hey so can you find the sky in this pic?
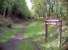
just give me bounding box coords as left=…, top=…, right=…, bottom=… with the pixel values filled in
left=25, top=0, right=32, bottom=10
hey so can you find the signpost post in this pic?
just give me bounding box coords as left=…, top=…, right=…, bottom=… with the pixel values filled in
left=45, top=19, right=62, bottom=48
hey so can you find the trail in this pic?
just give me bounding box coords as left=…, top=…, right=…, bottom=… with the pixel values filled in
left=1, top=21, right=42, bottom=50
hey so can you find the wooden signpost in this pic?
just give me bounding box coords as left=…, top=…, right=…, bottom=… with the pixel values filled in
left=45, top=19, right=62, bottom=48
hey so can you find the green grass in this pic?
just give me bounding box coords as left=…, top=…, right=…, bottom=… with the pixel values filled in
left=0, top=21, right=44, bottom=50
left=18, top=40, right=35, bottom=50
left=25, top=21, right=44, bottom=38
left=0, top=27, right=23, bottom=42
left=0, top=21, right=65, bottom=50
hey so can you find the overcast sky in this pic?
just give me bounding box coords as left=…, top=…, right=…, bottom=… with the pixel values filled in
left=25, top=0, right=32, bottom=10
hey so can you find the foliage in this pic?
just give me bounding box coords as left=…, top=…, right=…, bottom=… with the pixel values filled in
left=15, top=0, right=31, bottom=17
left=32, top=0, right=46, bottom=17
left=0, top=0, right=31, bottom=18
left=32, top=0, right=68, bottom=22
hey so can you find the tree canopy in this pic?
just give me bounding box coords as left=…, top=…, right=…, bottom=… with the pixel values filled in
left=32, top=0, right=47, bottom=17
left=32, top=0, right=68, bottom=19
left=0, top=0, right=31, bottom=18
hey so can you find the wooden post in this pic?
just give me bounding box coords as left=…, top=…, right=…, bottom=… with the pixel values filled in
left=45, top=21, right=48, bottom=41
left=59, top=20, right=62, bottom=48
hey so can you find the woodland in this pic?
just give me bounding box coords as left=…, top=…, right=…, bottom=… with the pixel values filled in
left=0, top=0, right=68, bottom=50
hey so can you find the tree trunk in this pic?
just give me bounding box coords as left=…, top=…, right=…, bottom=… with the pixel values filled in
left=3, top=8, right=6, bottom=17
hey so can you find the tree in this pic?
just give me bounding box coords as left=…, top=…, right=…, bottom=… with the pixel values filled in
left=0, top=0, right=31, bottom=19
left=32, top=0, right=46, bottom=17
left=2, top=0, right=15, bottom=17
left=17, top=0, right=31, bottom=17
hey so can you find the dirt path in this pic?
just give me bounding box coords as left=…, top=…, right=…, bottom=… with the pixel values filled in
left=1, top=21, right=42, bottom=50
